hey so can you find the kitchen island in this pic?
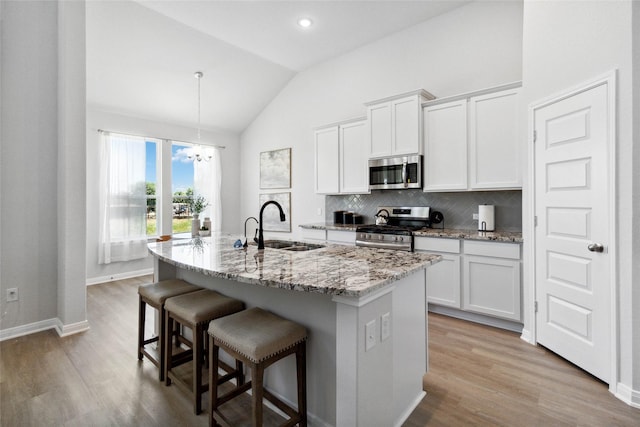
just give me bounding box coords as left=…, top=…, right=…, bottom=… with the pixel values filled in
left=148, top=234, right=441, bottom=427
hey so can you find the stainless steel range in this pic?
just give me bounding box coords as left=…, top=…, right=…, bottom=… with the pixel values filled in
left=356, top=206, right=438, bottom=252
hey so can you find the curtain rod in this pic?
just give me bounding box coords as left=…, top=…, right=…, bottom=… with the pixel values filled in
left=97, top=129, right=225, bottom=150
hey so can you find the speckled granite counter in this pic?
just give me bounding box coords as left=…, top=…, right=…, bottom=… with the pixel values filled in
left=147, top=233, right=440, bottom=298
left=300, top=222, right=523, bottom=243
left=149, top=232, right=437, bottom=426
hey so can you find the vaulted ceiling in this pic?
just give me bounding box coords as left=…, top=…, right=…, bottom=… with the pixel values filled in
left=86, top=1, right=469, bottom=134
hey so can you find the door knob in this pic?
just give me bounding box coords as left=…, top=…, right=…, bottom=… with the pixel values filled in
left=587, top=243, right=604, bottom=253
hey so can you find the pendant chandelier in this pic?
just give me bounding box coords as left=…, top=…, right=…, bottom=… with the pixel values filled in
left=189, top=71, right=212, bottom=162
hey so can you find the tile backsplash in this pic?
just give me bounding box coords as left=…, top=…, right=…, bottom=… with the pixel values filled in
left=326, top=190, right=522, bottom=231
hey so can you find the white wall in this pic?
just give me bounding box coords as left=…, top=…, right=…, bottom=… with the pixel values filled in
left=1, top=0, right=88, bottom=337
left=85, top=110, right=241, bottom=284
left=1, top=1, right=60, bottom=332
left=239, top=1, right=524, bottom=239
left=521, top=0, right=639, bottom=406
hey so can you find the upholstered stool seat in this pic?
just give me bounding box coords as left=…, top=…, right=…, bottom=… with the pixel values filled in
left=164, top=289, right=244, bottom=414
left=138, top=279, right=201, bottom=381
left=208, top=307, right=308, bottom=427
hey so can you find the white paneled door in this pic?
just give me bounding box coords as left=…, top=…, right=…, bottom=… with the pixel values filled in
left=533, top=78, right=613, bottom=383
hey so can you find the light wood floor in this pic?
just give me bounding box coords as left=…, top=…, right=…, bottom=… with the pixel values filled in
left=1, top=276, right=639, bottom=426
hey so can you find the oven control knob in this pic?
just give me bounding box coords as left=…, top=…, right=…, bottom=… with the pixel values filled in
left=398, top=236, right=403, bottom=242
left=378, top=235, right=384, bottom=240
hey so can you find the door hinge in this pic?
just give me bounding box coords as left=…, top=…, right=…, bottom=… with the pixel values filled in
left=533, top=130, right=537, bottom=143
left=534, top=216, right=538, bottom=227
left=534, top=301, right=539, bottom=313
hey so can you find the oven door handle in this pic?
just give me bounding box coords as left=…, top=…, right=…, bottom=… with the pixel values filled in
left=402, top=160, right=408, bottom=188
left=356, top=240, right=412, bottom=251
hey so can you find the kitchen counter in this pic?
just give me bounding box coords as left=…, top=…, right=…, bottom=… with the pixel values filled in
left=300, top=222, right=523, bottom=243
left=147, top=234, right=440, bottom=298
left=148, top=233, right=440, bottom=426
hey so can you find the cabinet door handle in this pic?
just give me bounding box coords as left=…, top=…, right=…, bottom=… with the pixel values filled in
left=587, top=243, right=604, bottom=253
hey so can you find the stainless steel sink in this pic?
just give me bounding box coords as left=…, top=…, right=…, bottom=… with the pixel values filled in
left=250, top=240, right=325, bottom=251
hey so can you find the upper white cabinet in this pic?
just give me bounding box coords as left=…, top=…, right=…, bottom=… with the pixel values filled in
left=423, top=100, right=468, bottom=191
left=339, top=120, right=369, bottom=194
left=469, top=88, right=521, bottom=189
left=366, top=90, right=435, bottom=158
left=423, top=83, right=521, bottom=192
left=314, top=126, right=340, bottom=194
left=315, top=118, right=369, bottom=195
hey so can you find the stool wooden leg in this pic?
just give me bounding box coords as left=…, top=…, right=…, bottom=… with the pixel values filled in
left=164, top=312, right=173, bottom=386
left=209, top=337, right=219, bottom=427
left=297, top=342, right=307, bottom=427
left=252, top=364, right=264, bottom=427
left=193, top=324, right=203, bottom=415
left=138, top=297, right=145, bottom=361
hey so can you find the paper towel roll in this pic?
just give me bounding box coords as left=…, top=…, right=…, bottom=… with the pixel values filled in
left=478, top=205, right=495, bottom=232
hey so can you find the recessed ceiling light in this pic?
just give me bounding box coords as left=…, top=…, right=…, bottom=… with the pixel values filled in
left=297, top=17, right=313, bottom=28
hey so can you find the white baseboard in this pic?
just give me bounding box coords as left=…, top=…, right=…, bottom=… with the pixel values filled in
left=0, top=317, right=90, bottom=342
left=0, top=318, right=58, bottom=342
left=55, top=319, right=90, bottom=337
left=86, top=268, right=153, bottom=286
left=428, top=304, right=524, bottom=333
left=520, top=328, right=534, bottom=344
left=615, top=382, right=640, bottom=409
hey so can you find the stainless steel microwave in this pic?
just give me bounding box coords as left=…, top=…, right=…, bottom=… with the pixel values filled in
left=368, top=155, right=422, bottom=190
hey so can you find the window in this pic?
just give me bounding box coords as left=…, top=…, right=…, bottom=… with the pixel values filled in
left=100, top=131, right=221, bottom=264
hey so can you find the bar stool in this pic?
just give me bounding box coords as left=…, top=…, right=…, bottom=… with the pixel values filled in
left=164, top=289, right=245, bottom=414
left=138, top=279, right=201, bottom=381
left=208, top=307, right=308, bottom=427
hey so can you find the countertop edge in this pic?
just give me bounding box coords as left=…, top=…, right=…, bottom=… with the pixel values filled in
left=299, top=223, right=523, bottom=243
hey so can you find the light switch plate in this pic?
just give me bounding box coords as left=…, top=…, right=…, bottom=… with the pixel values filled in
left=381, top=312, right=391, bottom=341
left=365, top=319, right=376, bottom=351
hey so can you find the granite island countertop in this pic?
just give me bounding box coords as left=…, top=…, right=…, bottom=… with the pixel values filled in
left=300, top=223, right=523, bottom=243
left=147, top=233, right=441, bottom=298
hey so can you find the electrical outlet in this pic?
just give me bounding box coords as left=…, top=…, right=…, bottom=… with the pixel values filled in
left=317, top=207, right=323, bottom=216
left=6, top=288, right=18, bottom=302
left=381, top=312, right=391, bottom=341
left=365, top=319, right=376, bottom=351
left=473, top=213, right=479, bottom=220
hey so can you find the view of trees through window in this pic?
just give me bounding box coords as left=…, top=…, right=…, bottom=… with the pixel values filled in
left=145, top=141, right=196, bottom=236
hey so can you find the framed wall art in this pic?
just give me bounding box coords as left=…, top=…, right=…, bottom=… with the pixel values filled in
left=260, top=148, right=291, bottom=189
left=258, top=192, right=291, bottom=232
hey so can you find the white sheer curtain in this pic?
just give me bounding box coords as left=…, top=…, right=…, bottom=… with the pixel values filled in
left=193, top=146, right=222, bottom=232
left=98, top=132, right=148, bottom=264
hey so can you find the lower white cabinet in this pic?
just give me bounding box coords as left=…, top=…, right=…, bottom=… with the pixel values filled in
left=326, top=229, right=356, bottom=245
left=416, top=236, right=522, bottom=322
left=463, top=255, right=521, bottom=321
left=416, top=237, right=461, bottom=308
left=426, top=254, right=461, bottom=308
left=300, top=228, right=327, bottom=242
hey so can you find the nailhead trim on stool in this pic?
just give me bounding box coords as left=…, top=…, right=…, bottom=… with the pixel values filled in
left=138, top=279, right=201, bottom=381
left=208, top=307, right=308, bottom=427
left=164, top=289, right=245, bottom=415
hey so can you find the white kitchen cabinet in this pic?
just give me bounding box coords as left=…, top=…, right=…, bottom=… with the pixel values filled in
left=367, top=90, right=434, bottom=158
left=339, top=120, right=369, bottom=194
left=423, top=99, right=468, bottom=191
left=315, top=118, right=368, bottom=195
left=422, top=83, right=521, bottom=192
left=462, top=241, right=521, bottom=321
left=300, top=228, right=326, bottom=242
left=416, top=237, right=461, bottom=308
left=326, top=229, right=356, bottom=245
left=469, top=88, right=521, bottom=189
left=314, top=126, right=339, bottom=194
left=416, top=236, right=522, bottom=324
